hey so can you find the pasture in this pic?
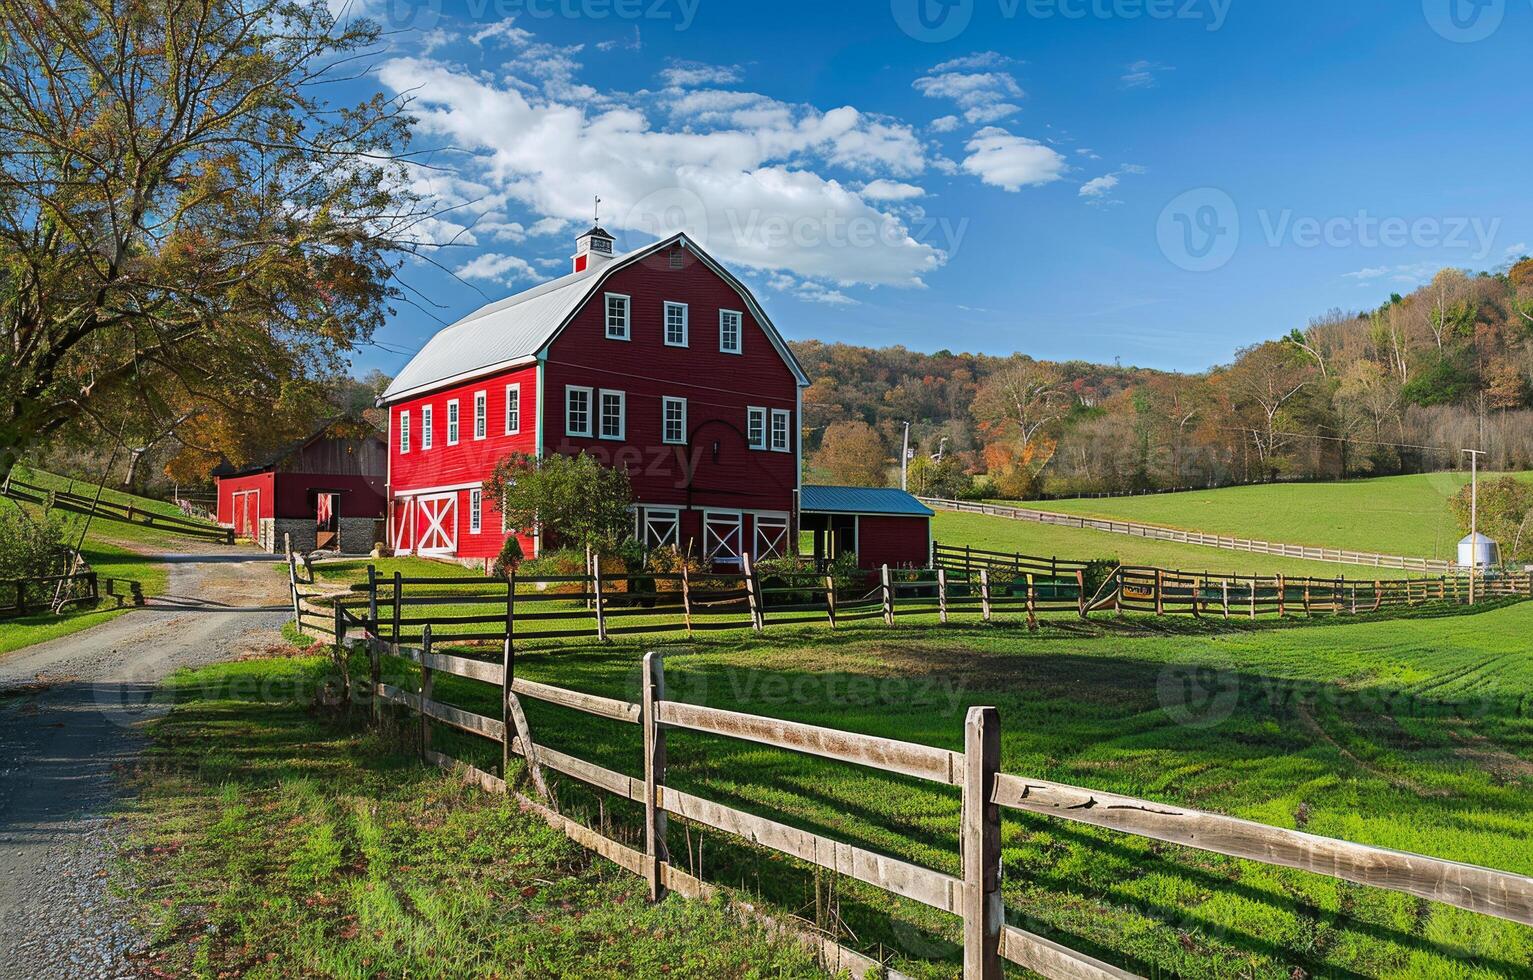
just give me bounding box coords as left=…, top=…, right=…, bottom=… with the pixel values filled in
left=1032, top=473, right=1533, bottom=561
left=185, top=601, right=1533, bottom=978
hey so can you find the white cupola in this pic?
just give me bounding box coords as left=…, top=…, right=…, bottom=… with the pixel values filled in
left=572, top=225, right=615, bottom=274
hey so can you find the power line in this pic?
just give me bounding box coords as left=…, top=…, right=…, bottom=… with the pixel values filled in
left=1219, top=427, right=1473, bottom=455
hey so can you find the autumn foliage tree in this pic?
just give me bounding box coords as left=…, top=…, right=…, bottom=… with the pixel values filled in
left=811, top=421, right=888, bottom=487
left=0, top=0, right=423, bottom=483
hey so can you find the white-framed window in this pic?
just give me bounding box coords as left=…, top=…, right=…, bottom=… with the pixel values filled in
left=662, top=397, right=687, bottom=445
left=505, top=383, right=521, bottom=435
left=770, top=409, right=791, bottom=453
left=469, top=489, right=482, bottom=534
left=422, top=405, right=434, bottom=450
left=664, top=301, right=689, bottom=347
left=605, top=293, right=631, bottom=340
left=755, top=514, right=789, bottom=559
left=599, top=389, right=626, bottom=440
left=719, top=309, right=743, bottom=354
left=640, top=508, right=680, bottom=550
left=398, top=410, right=410, bottom=454
left=473, top=390, right=487, bottom=441
left=446, top=399, right=460, bottom=445
left=746, top=406, right=767, bottom=450
left=566, top=386, right=593, bottom=437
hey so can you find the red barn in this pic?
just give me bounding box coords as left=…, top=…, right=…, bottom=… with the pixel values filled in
left=214, top=418, right=387, bottom=553
left=380, top=229, right=810, bottom=566
left=799, top=486, right=934, bottom=570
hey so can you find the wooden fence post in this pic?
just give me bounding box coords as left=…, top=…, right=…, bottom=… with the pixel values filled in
left=419, top=624, right=434, bottom=758
left=962, top=706, right=1002, bottom=980
left=1303, top=581, right=1312, bottom=618
left=1076, top=569, right=1087, bottom=620
left=1276, top=574, right=1286, bottom=618
left=680, top=564, right=694, bottom=636
left=367, top=565, right=381, bottom=719
left=937, top=569, right=949, bottom=625
left=979, top=569, right=992, bottom=623
left=824, top=574, right=837, bottom=629
left=392, top=571, right=403, bottom=643
left=742, top=552, right=764, bottom=631
left=592, top=554, right=607, bottom=642
left=642, top=652, right=669, bottom=902
left=881, top=565, right=894, bottom=626
left=1024, top=573, right=1037, bottom=631
left=1154, top=569, right=1164, bottom=617
left=285, top=533, right=300, bottom=626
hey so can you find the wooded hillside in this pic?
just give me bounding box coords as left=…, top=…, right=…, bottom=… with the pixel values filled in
left=797, top=259, right=1533, bottom=498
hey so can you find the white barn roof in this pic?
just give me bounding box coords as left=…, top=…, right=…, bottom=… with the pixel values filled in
left=382, top=233, right=809, bottom=403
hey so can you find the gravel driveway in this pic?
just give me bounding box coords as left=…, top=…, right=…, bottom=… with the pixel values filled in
left=0, top=546, right=290, bottom=979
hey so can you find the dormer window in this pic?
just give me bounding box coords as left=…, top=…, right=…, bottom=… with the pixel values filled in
left=605, top=293, right=630, bottom=341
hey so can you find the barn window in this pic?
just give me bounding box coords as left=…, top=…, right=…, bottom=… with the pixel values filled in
left=662, top=397, right=687, bottom=445
left=770, top=409, right=791, bottom=453
left=599, top=389, right=626, bottom=440
left=719, top=309, right=742, bottom=354
left=664, top=302, right=688, bottom=347
left=746, top=407, right=767, bottom=450
left=605, top=293, right=630, bottom=340
left=473, top=391, right=487, bottom=440
left=505, top=384, right=521, bottom=435
left=399, top=411, right=410, bottom=454
left=422, top=405, right=434, bottom=450
left=447, top=399, right=460, bottom=445
left=566, top=386, right=593, bottom=437
left=469, top=489, right=482, bottom=534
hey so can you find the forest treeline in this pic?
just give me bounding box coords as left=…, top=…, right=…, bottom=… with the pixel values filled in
left=798, top=259, right=1533, bottom=499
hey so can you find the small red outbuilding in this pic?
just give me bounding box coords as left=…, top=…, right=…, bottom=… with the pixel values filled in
left=214, top=419, right=387, bottom=554
left=798, top=486, right=935, bottom=570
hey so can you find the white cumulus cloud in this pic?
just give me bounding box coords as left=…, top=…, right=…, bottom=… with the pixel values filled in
left=960, top=128, right=1067, bottom=192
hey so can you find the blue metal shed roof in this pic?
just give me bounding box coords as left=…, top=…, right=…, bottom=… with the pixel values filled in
left=800, top=486, right=935, bottom=517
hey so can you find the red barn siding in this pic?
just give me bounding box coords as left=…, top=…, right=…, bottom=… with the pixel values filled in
left=273, top=473, right=385, bottom=520
left=216, top=472, right=274, bottom=537
left=853, top=516, right=931, bottom=570
left=542, top=252, right=798, bottom=521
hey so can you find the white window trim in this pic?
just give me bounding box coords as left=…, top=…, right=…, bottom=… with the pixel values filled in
left=605, top=292, right=631, bottom=341
left=398, top=410, right=410, bottom=454
left=505, top=383, right=521, bottom=435
left=446, top=399, right=460, bottom=446
left=565, top=385, right=594, bottom=438
left=469, top=489, right=482, bottom=534
left=770, top=408, right=792, bottom=453
left=719, top=309, right=743, bottom=354
left=473, top=390, right=487, bottom=441
left=746, top=406, right=767, bottom=450
left=422, top=405, right=434, bottom=450
left=664, top=301, right=689, bottom=347
left=598, top=389, right=626, bottom=441
left=662, top=396, right=687, bottom=446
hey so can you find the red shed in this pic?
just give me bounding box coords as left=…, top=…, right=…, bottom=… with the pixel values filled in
left=799, top=486, right=934, bottom=570
left=214, top=418, right=387, bottom=554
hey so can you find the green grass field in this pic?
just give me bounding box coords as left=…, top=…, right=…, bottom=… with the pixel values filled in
left=248, top=602, right=1533, bottom=978
left=122, top=656, right=824, bottom=978
left=1029, top=473, right=1533, bottom=561
left=932, top=510, right=1427, bottom=580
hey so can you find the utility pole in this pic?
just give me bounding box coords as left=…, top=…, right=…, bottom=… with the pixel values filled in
left=900, top=421, right=911, bottom=492
left=1464, top=449, right=1485, bottom=605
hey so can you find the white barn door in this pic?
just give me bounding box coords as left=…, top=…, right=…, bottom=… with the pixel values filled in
left=415, top=494, right=458, bottom=556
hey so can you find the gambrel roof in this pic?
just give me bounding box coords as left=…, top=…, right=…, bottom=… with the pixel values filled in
left=381, top=233, right=809, bottom=404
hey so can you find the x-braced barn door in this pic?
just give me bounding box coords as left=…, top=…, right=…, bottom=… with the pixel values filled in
left=391, top=497, right=414, bottom=553
left=416, top=494, right=458, bottom=556
left=704, top=511, right=742, bottom=566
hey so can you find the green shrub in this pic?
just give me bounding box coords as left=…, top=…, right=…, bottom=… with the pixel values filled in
left=0, top=506, right=68, bottom=581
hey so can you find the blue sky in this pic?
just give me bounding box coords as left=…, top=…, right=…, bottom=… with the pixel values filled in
left=344, top=0, right=1532, bottom=377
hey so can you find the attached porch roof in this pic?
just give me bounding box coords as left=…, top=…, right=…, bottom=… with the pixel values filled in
left=799, top=486, right=935, bottom=518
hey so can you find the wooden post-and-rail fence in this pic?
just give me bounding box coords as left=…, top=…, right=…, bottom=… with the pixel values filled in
left=331, top=598, right=1533, bottom=980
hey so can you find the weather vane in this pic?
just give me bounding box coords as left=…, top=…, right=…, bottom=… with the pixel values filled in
left=594, top=194, right=602, bottom=226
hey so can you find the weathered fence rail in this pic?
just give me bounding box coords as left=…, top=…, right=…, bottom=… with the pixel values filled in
left=336, top=613, right=1533, bottom=979
left=0, top=571, right=98, bottom=619
left=2, top=476, right=233, bottom=543
left=922, top=497, right=1461, bottom=574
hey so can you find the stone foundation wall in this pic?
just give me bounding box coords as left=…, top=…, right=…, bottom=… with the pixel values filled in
left=259, top=517, right=384, bottom=555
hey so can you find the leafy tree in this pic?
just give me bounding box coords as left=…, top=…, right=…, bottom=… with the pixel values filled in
left=0, top=0, right=421, bottom=483
left=484, top=452, right=633, bottom=553
left=906, top=453, right=971, bottom=499
left=811, top=421, right=888, bottom=487
left=1449, top=476, right=1533, bottom=562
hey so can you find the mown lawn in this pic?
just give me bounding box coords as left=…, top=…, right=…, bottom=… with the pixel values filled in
left=121, top=655, right=828, bottom=978
left=1027, top=473, right=1533, bottom=562
left=397, top=604, right=1533, bottom=978
left=932, top=509, right=1431, bottom=580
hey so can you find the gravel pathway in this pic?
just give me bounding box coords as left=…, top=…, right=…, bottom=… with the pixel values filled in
left=0, top=546, right=289, bottom=979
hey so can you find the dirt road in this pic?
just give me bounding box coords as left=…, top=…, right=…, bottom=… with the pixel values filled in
left=0, top=546, right=289, bottom=979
